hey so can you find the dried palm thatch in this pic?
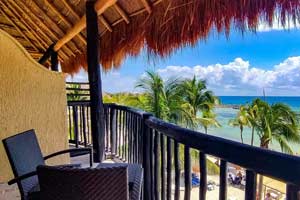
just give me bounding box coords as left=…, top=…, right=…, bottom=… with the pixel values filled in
left=0, top=0, right=300, bottom=74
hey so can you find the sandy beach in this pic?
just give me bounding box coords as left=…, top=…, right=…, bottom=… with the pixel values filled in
left=179, top=175, right=245, bottom=200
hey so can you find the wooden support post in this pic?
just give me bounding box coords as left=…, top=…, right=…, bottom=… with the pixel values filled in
left=51, top=51, right=59, bottom=71
left=110, top=105, right=116, bottom=156
left=38, top=44, right=55, bottom=65
left=86, top=0, right=105, bottom=162
left=38, top=43, right=58, bottom=71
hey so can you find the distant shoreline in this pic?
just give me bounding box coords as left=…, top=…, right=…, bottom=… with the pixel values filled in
left=216, top=104, right=240, bottom=109
left=216, top=103, right=299, bottom=113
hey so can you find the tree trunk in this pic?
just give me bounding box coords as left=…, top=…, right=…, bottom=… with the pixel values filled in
left=240, top=126, right=244, bottom=143
left=204, top=126, right=208, bottom=134
left=251, top=127, right=254, bottom=146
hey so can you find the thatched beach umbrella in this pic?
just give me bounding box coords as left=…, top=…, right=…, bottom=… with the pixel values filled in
left=0, top=0, right=300, bottom=73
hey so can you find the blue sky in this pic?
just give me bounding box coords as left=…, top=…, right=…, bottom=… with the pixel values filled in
left=68, top=24, right=300, bottom=96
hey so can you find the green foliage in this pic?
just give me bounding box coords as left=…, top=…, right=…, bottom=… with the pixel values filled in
left=135, top=71, right=165, bottom=118
left=252, top=99, right=300, bottom=154
left=206, top=159, right=220, bottom=175
left=135, top=72, right=220, bottom=131
left=134, top=72, right=221, bottom=176
left=229, top=105, right=250, bottom=143
left=178, top=76, right=220, bottom=131
left=67, top=84, right=88, bottom=101
left=103, top=92, right=146, bottom=109
left=230, top=98, right=300, bottom=154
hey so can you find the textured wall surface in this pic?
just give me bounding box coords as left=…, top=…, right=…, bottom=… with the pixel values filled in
left=0, top=30, right=69, bottom=182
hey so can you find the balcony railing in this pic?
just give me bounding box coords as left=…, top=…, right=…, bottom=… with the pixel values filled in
left=67, top=101, right=300, bottom=200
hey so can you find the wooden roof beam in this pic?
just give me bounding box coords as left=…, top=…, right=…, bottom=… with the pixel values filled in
left=140, top=0, right=152, bottom=14
left=60, top=0, right=81, bottom=20
left=114, top=4, right=130, bottom=24
left=12, top=0, right=76, bottom=57
left=60, top=0, right=87, bottom=40
left=44, top=0, right=87, bottom=46
left=1, top=2, right=66, bottom=61
left=0, top=1, right=48, bottom=49
left=99, top=15, right=112, bottom=32
left=0, top=8, right=40, bottom=52
left=54, top=0, right=117, bottom=51
left=5, top=0, right=73, bottom=59
left=1, top=2, right=69, bottom=62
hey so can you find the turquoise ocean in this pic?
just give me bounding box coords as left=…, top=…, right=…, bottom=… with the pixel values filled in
left=200, top=96, right=300, bottom=153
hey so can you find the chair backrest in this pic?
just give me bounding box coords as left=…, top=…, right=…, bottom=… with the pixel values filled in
left=37, top=165, right=129, bottom=200
left=2, top=129, right=45, bottom=198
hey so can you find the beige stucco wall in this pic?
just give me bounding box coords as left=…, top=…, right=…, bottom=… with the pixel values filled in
left=0, top=30, right=69, bottom=182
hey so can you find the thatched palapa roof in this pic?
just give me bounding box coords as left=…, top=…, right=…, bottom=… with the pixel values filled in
left=0, top=0, right=300, bottom=74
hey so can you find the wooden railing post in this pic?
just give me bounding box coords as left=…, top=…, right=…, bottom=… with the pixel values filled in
left=219, top=160, right=228, bottom=200
left=73, top=105, right=79, bottom=148
left=245, top=170, right=257, bottom=200
left=110, top=104, right=117, bottom=156
left=86, top=0, right=105, bottom=162
left=142, top=113, right=152, bottom=200
left=287, top=184, right=300, bottom=200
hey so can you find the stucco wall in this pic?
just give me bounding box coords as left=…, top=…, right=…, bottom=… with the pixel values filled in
left=0, top=30, right=69, bottom=182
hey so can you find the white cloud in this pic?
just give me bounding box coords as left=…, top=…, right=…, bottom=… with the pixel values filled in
left=157, top=57, right=300, bottom=96
left=66, top=57, right=300, bottom=96
left=66, top=69, right=136, bottom=93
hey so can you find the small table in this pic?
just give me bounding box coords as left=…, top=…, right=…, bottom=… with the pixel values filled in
left=96, top=163, right=143, bottom=200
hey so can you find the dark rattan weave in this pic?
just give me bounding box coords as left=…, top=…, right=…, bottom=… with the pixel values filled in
left=96, top=163, right=143, bottom=200
left=37, top=165, right=129, bottom=200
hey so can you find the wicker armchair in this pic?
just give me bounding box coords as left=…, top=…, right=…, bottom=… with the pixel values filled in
left=2, top=129, right=92, bottom=200
left=37, top=165, right=129, bottom=200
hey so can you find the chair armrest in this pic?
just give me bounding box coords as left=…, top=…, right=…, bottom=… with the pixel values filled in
left=44, top=148, right=93, bottom=167
left=8, top=171, right=37, bottom=185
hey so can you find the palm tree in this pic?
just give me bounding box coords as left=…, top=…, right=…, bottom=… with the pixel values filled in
left=229, top=105, right=250, bottom=144
left=246, top=103, right=258, bottom=146
left=135, top=71, right=195, bottom=127
left=135, top=71, right=165, bottom=118
left=253, top=99, right=300, bottom=153
left=200, top=110, right=221, bottom=134
left=163, top=77, right=195, bottom=126
left=251, top=98, right=300, bottom=200
left=179, top=76, right=220, bottom=131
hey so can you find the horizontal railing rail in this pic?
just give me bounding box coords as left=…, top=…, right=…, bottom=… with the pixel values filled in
left=66, top=101, right=300, bottom=200
left=66, top=82, right=90, bottom=99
